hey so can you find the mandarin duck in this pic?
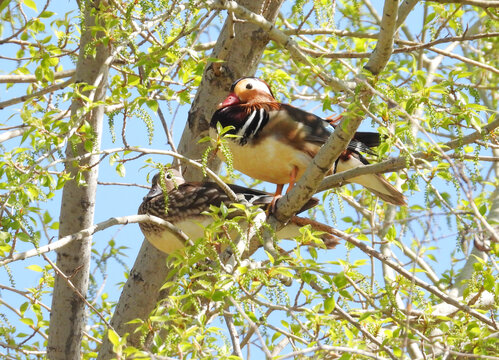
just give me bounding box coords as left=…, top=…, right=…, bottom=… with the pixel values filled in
left=209, top=77, right=406, bottom=206
left=138, top=170, right=339, bottom=254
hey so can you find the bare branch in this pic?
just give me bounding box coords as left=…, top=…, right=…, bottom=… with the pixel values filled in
left=0, top=78, right=74, bottom=109
left=223, top=312, right=243, bottom=358
left=0, top=127, right=28, bottom=144
left=228, top=296, right=272, bottom=358
left=427, top=45, right=499, bottom=75
left=279, top=345, right=390, bottom=360
left=0, top=69, right=75, bottom=84
left=331, top=227, right=498, bottom=329
left=43, top=254, right=115, bottom=330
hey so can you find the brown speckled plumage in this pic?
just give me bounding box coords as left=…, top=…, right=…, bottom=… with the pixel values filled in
left=137, top=170, right=338, bottom=254
left=210, top=77, right=407, bottom=206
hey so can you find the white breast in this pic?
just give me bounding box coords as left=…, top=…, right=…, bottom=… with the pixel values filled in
left=144, top=217, right=211, bottom=254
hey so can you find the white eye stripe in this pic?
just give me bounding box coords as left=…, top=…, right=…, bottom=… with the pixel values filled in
left=251, top=80, right=272, bottom=95
left=240, top=79, right=272, bottom=96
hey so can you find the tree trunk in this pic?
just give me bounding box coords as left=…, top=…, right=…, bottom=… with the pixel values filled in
left=47, top=2, right=111, bottom=359
left=177, top=0, right=284, bottom=181
left=97, top=1, right=284, bottom=358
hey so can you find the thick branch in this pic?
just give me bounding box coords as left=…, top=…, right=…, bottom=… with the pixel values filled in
left=364, top=0, right=400, bottom=75
left=274, top=115, right=365, bottom=223
left=396, top=0, right=419, bottom=28
left=99, top=1, right=285, bottom=358
left=0, top=127, right=28, bottom=144
left=317, top=115, right=499, bottom=192
left=47, top=2, right=111, bottom=358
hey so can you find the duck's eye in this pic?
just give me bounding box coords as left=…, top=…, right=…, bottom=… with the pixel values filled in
left=245, top=83, right=253, bottom=90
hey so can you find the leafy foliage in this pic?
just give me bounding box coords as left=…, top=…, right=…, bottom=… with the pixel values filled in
left=0, top=0, right=498, bottom=359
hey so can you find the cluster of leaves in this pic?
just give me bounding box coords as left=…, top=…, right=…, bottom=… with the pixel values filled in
left=0, top=0, right=497, bottom=358
left=0, top=0, right=218, bottom=357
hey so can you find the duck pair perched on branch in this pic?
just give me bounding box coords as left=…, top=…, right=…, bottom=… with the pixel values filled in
left=139, top=77, right=406, bottom=254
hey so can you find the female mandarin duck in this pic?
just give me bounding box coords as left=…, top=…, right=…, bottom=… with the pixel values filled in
left=138, top=170, right=339, bottom=254
left=209, top=77, right=406, bottom=206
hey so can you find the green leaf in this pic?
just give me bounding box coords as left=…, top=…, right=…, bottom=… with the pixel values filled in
left=358, top=312, right=373, bottom=322
left=146, top=100, right=158, bottom=112
left=385, top=225, right=396, bottom=242
left=20, top=302, right=29, bottom=315
left=424, top=12, right=436, bottom=25
left=324, top=296, right=335, bottom=314
left=270, top=267, right=293, bottom=278
left=107, top=329, right=120, bottom=346
left=39, top=11, right=55, bottom=18
left=21, top=317, right=34, bottom=326
left=43, top=211, right=52, bottom=224
left=116, top=163, right=126, bottom=177
left=271, top=331, right=281, bottom=343
left=0, top=1, right=8, bottom=12
left=26, top=264, right=43, bottom=272
left=483, top=272, right=494, bottom=291
left=333, top=272, right=348, bottom=289
left=211, top=290, right=225, bottom=302
left=219, top=202, right=229, bottom=218
left=128, top=75, right=140, bottom=86
left=308, top=246, right=317, bottom=259
left=17, top=233, right=32, bottom=242
left=0, top=231, right=10, bottom=242
left=23, top=0, right=37, bottom=11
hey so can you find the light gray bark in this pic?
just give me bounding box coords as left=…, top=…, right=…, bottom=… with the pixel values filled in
left=364, top=0, right=400, bottom=75
left=273, top=0, right=406, bottom=224
left=97, top=1, right=284, bottom=358
left=47, top=2, right=111, bottom=359
left=178, top=0, right=284, bottom=180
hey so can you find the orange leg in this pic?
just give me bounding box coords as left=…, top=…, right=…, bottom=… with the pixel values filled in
left=325, top=113, right=343, bottom=125
left=285, top=166, right=298, bottom=194
left=269, top=166, right=298, bottom=213
left=269, top=184, right=284, bottom=213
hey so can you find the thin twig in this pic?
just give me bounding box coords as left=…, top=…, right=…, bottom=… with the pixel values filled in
left=228, top=296, right=272, bottom=359
left=42, top=254, right=115, bottom=330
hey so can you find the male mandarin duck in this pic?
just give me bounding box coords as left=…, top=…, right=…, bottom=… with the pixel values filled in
left=209, top=77, right=406, bottom=206
left=138, top=170, right=339, bottom=254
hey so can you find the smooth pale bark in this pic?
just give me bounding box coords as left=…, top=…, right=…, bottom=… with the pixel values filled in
left=364, top=0, right=399, bottom=75
left=274, top=0, right=402, bottom=223
left=97, top=1, right=284, bottom=358
left=47, top=3, right=111, bottom=360
left=178, top=0, right=284, bottom=181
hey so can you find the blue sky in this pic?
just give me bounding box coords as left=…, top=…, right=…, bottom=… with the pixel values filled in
left=2, top=0, right=484, bottom=354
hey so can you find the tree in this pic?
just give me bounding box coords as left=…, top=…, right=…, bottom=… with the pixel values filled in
left=0, top=0, right=498, bottom=359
